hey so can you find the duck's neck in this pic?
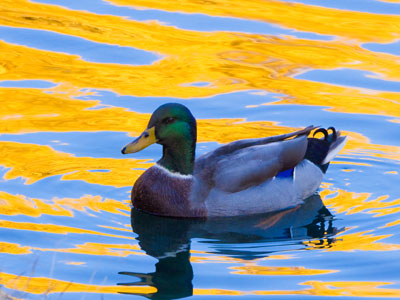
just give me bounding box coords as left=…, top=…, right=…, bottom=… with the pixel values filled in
left=158, top=139, right=195, bottom=175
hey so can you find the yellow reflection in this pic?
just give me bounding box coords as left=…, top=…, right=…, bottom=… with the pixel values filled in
left=0, top=241, right=144, bottom=258
left=251, top=281, right=400, bottom=297
left=0, top=86, right=296, bottom=140
left=298, top=281, right=400, bottom=298
left=305, top=230, right=400, bottom=252
left=109, top=0, right=400, bottom=43
left=193, top=289, right=244, bottom=296
left=323, top=130, right=400, bottom=161
left=0, top=220, right=134, bottom=240
left=0, top=242, right=31, bottom=254
left=383, top=219, right=400, bottom=229
left=0, top=141, right=152, bottom=187
left=385, top=171, right=399, bottom=174
left=0, top=191, right=70, bottom=217
left=98, top=225, right=132, bottom=232
left=0, top=192, right=130, bottom=217
left=192, top=281, right=400, bottom=297
left=0, top=87, right=150, bottom=135
left=65, top=262, right=85, bottom=266
left=321, top=189, right=400, bottom=216
left=1, top=0, right=400, bottom=118
left=0, top=272, right=156, bottom=295
left=230, top=265, right=337, bottom=276
left=1, top=38, right=400, bottom=118
left=331, top=161, right=372, bottom=167
left=40, top=242, right=143, bottom=257
left=54, top=196, right=130, bottom=216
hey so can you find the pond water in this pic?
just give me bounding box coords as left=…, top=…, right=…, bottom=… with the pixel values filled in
left=1, top=0, right=400, bottom=299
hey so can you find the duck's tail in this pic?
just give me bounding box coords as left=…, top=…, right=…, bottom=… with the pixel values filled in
left=304, top=127, right=347, bottom=173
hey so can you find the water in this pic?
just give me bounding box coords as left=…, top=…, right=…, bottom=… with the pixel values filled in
left=0, top=0, right=399, bottom=299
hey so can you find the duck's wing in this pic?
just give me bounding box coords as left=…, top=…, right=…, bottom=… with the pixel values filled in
left=200, top=125, right=316, bottom=160
left=194, top=126, right=315, bottom=194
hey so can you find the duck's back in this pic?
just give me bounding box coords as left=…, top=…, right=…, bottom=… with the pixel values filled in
left=191, top=135, right=323, bottom=216
left=190, top=126, right=345, bottom=217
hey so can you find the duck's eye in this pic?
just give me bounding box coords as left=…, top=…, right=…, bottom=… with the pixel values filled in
left=163, top=117, right=175, bottom=124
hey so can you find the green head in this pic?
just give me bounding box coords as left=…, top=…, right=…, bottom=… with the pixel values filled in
left=122, top=103, right=197, bottom=175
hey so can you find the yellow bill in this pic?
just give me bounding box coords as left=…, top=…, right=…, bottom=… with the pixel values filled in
left=121, top=126, right=156, bottom=154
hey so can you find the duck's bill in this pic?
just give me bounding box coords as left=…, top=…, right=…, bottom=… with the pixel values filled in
left=121, top=126, right=156, bottom=154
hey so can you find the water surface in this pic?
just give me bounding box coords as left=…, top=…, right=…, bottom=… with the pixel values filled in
left=0, top=0, right=399, bottom=299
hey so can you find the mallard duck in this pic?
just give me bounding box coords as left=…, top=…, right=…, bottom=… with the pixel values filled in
left=122, top=103, right=346, bottom=218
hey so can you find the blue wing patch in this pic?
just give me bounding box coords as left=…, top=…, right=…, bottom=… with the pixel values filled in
left=276, top=168, right=294, bottom=178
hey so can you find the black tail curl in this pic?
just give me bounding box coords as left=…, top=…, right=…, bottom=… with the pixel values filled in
left=305, top=126, right=340, bottom=173
left=313, top=127, right=338, bottom=143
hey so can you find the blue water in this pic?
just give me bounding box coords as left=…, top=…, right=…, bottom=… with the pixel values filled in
left=0, top=0, right=400, bottom=299
left=0, top=26, right=159, bottom=65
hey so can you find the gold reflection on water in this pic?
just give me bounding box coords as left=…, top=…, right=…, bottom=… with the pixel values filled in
left=1, top=37, right=400, bottom=119
left=0, top=191, right=130, bottom=217
left=0, top=220, right=134, bottom=240
left=385, top=171, right=399, bottom=174
left=0, top=141, right=152, bottom=187
left=3, top=271, right=399, bottom=297
left=331, top=161, right=372, bottom=167
left=0, top=191, right=72, bottom=217
left=39, top=242, right=143, bottom=257
left=193, top=289, right=244, bottom=296
left=251, top=281, right=400, bottom=297
left=297, top=281, right=400, bottom=298
left=65, top=261, right=85, bottom=266
left=1, top=0, right=400, bottom=297
left=0, top=242, right=31, bottom=255
left=321, top=189, right=400, bottom=216
left=0, top=272, right=156, bottom=295
left=192, top=281, right=400, bottom=297
left=230, top=265, right=337, bottom=276
left=336, top=131, right=400, bottom=161
left=109, top=0, right=400, bottom=43
left=1, top=0, right=400, bottom=118
left=0, top=241, right=144, bottom=258
left=0, top=87, right=150, bottom=135
left=383, top=219, right=400, bottom=229
left=54, top=196, right=130, bottom=215
left=305, top=230, right=400, bottom=252
left=98, top=225, right=133, bottom=232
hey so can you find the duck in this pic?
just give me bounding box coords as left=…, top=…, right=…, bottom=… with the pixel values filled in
left=121, top=103, right=347, bottom=218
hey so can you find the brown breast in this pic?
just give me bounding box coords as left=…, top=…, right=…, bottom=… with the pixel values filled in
left=131, top=165, right=207, bottom=217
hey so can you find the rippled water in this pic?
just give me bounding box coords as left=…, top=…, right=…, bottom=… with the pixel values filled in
left=0, top=0, right=400, bottom=299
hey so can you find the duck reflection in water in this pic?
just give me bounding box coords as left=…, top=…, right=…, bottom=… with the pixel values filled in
left=118, top=194, right=340, bottom=299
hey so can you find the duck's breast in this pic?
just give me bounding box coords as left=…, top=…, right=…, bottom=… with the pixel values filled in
left=132, top=165, right=207, bottom=217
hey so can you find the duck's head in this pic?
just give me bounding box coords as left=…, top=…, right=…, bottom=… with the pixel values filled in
left=121, top=103, right=197, bottom=174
